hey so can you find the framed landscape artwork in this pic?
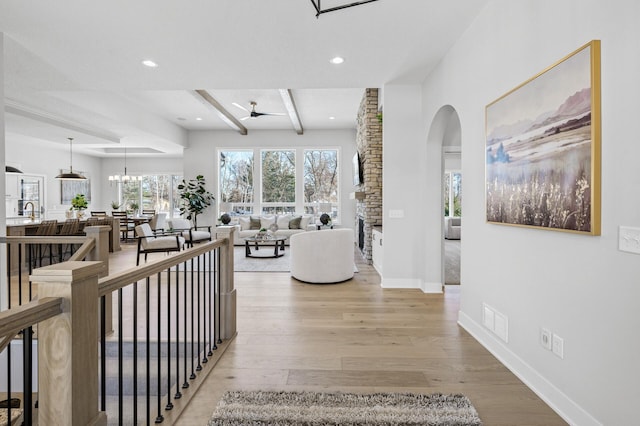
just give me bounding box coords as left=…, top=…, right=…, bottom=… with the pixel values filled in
left=485, top=40, right=601, bottom=235
left=60, top=173, right=91, bottom=204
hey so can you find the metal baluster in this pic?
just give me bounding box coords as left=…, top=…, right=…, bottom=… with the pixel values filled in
left=196, top=255, right=202, bottom=371
left=217, top=249, right=222, bottom=344
left=118, top=288, right=124, bottom=425
left=146, top=277, right=151, bottom=423
left=23, top=325, right=33, bottom=425
left=100, top=296, right=106, bottom=412
left=182, top=261, right=189, bottom=390
left=165, top=268, right=174, bottom=410
left=155, top=272, right=164, bottom=424
left=174, top=263, right=182, bottom=399
left=133, top=282, right=139, bottom=423
left=202, top=253, right=208, bottom=364
left=190, top=258, right=196, bottom=380
left=208, top=250, right=214, bottom=356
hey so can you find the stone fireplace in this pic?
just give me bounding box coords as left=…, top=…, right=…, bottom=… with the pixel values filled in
left=355, top=88, right=382, bottom=263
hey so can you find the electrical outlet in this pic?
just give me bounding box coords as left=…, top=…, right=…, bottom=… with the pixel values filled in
left=552, top=334, right=564, bottom=359
left=540, top=328, right=552, bottom=350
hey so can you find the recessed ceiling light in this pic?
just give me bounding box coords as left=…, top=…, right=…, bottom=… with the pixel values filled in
left=142, top=60, right=158, bottom=68
left=329, top=56, right=344, bottom=65
left=329, top=116, right=336, bottom=120
left=177, top=117, right=186, bottom=121
left=195, top=117, right=203, bottom=121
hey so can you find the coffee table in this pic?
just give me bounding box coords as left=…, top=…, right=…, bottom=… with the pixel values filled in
left=244, top=235, right=288, bottom=258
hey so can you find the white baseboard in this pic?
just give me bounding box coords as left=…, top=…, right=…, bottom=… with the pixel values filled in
left=380, top=278, right=443, bottom=293
left=458, top=311, right=602, bottom=426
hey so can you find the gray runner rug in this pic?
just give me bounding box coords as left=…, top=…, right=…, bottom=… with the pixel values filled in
left=209, top=390, right=482, bottom=425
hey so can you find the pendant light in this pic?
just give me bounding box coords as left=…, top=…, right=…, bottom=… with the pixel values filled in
left=5, top=166, right=23, bottom=173
left=56, top=137, right=86, bottom=180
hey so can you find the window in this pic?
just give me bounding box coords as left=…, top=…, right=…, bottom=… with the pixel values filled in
left=444, top=171, right=462, bottom=217
left=219, top=150, right=254, bottom=215
left=217, top=147, right=341, bottom=221
left=119, top=174, right=183, bottom=217
left=304, top=149, right=338, bottom=219
left=261, top=150, right=295, bottom=214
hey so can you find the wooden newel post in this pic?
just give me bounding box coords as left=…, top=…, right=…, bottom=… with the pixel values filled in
left=84, top=225, right=113, bottom=334
left=214, top=226, right=236, bottom=339
left=31, top=261, right=107, bottom=426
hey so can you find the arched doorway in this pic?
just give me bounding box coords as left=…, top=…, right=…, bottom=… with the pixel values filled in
left=425, top=105, right=461, bottom=290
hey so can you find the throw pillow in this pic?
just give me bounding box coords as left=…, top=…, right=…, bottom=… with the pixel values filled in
left=238, top=217, right=250, bottom=231
left=288, top=216, right=302, bottom=229
left=249, top=216, right=261, bottom=230
left=277, top=214, right=292, bottom=229
left=260, top=215, right=275, bottom=229
left=300, top=215, right=311, bottom=230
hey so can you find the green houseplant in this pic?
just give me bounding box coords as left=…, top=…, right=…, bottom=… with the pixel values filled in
left=111, top=201, right=121, bottom=210
left=177, top=175, right=215, bottom=228
left=71, top=193, right=88, bottom=211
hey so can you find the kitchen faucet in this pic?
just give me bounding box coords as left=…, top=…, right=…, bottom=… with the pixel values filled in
left=24, top=201, right=35, bottom=221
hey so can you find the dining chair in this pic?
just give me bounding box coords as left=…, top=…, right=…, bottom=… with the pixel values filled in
left=91, top=211, right=107, bottom=217
left=111, top=211, right=134, bottom=242
left=142, top=209, right=156, bottom=216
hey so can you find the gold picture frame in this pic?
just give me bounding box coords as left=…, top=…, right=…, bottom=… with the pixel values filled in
left=485, top=40, right=601, bottom=235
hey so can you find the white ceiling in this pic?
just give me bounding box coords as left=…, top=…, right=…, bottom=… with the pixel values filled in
left=0, top=0, right=489, bottom=157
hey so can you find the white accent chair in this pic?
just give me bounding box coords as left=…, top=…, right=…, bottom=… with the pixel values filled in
left=149, top=212, right=167, bottom=233
left=168, top=218, right=212, bottom=248
left=290, top=228, right=355, bottom=284
left=134, top=223, right=185, bottom=265
left=444, top=216, right=461, bottom=240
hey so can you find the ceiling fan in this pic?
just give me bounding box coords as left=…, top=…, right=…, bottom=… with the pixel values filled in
left=232, top=101, right=286, bottom=121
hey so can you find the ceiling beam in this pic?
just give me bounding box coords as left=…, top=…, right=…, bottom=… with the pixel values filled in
left=192, top=90, right=248, bottom=135
left=279, top=89, right=304, bottom=135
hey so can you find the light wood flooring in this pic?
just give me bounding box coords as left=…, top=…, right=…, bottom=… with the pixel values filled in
left=109, top=244, right=567, bottom=425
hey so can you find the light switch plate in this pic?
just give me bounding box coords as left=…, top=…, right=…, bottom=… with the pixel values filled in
left=389, top=209, right=405, bottom=218
left=619, top=226, right=640, bottom=254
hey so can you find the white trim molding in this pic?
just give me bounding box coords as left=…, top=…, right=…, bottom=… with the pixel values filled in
left=458, top=311, right=602, bottom=426
left=381, top=278, right=443, bottom=294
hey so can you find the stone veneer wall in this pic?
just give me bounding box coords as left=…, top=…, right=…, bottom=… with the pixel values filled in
left=355, top=88, right=382, bottom=263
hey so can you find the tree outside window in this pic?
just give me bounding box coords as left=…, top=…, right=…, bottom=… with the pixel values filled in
left=219, top=150, right=254, bottom=215
left=304, top=149, right=338, bottom=219
left=444, top=171, right=462, bottom=217
left=261, top=150, right=295, bottom=213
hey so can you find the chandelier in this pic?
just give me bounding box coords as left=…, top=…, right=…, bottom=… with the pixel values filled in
left=108, top=145, right=142, bottom=183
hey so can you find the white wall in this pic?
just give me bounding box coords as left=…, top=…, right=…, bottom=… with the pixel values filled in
left=416, top=1, right=640, bottom=424
left=5, top=137, right=102, bottom=215
left=185, top=129, right=357, bottom=231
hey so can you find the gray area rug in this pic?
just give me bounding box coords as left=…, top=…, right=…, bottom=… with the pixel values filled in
left=234, top=245, right=291, bottom=272
left=209, top=390, right=482, bottom=425
left=445, top=239, right=461, bottom=285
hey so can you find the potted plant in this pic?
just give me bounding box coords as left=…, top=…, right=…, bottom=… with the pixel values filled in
left=177, top=175, right=214, bottom=228
left=129, top=201, right=139, bottom=216
left=111, top=201, right=121, bottom=210
left=71, top=193, right=88, bottom=218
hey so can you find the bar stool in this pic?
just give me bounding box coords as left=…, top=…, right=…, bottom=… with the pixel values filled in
left=31, top=220, right=58, bottom=268
left=58, top=218, right=80, bottom=261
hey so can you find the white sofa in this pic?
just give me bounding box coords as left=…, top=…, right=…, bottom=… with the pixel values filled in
left=290, top=228, right=355, bottom=284
left=232, top=214, right=314, bottom=245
